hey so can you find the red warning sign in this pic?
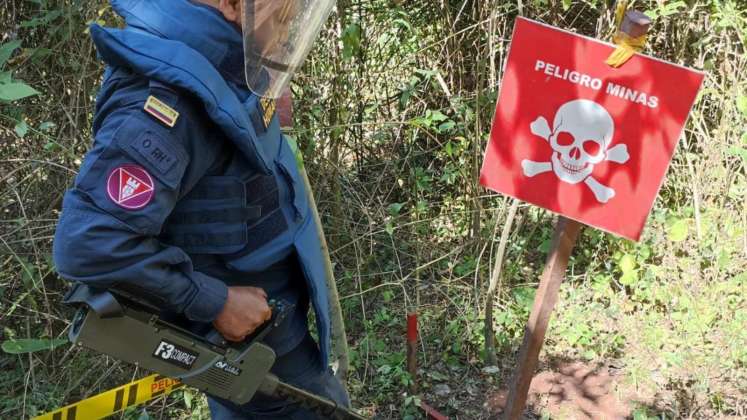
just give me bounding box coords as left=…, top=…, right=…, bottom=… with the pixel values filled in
left=480, top=18, right=704, bottom=241
left=107, top=165, right=155, bottom=210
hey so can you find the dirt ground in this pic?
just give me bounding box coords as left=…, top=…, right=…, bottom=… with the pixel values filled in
left=487, top=361, right=634, bottom=420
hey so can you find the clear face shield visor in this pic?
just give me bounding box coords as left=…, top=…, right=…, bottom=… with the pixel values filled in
left=243, top=0, right=335, bottom=99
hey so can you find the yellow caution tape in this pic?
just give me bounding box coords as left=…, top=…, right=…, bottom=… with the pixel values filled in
left=32, top=375, right=183, bottom=420
left=606, top=0, right=648, bottom=68
left=606, top=31, right=648, bottom=67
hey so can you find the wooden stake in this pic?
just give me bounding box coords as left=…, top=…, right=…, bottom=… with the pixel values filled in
left=502, top=217, right=582, bottom=419
left=501, top=10, right=651, bottom=418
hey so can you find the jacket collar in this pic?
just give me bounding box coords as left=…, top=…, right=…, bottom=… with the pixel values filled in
left=111, top=0, right=246, bottom=86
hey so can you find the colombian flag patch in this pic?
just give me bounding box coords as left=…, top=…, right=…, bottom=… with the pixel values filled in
left=144, top=95, right=180, bottom=128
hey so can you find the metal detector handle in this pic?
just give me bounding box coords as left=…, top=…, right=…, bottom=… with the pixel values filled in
left=177, top=300, right=294, bottom=381
left=204, top=329, right=228, bottom=347
left=228, top=299, right=294, bottom=363
left=203, top=299, right=295, bottom=352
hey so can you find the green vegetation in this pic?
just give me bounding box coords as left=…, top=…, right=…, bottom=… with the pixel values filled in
left=1, top=0, right=745, bottom=418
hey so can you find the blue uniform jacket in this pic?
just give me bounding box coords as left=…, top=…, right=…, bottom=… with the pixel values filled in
left=52, top=0, right=331, bottom=362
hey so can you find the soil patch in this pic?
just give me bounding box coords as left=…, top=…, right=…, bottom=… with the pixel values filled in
left=488, top=361, right=632, bottom=419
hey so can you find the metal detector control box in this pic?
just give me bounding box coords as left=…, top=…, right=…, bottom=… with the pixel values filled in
left=66, top=284, right=289, bottom=405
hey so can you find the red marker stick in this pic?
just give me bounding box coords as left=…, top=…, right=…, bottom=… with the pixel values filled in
left=406, top=312, right=418, bottom=392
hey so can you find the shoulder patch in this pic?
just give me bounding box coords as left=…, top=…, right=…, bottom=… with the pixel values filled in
left=144, top=95, right=180, bottom=128
left=107, top=165, right=155, bottom=210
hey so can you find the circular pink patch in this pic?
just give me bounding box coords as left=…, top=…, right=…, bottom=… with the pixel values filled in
left=106, top=165, right=155, bottom=210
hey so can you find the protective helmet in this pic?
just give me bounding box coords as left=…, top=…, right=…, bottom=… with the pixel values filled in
left=243, top=0, right=336, bottom=98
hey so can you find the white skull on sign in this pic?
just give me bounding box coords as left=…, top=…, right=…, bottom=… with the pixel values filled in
left=522, top=99, right=630, bottom=203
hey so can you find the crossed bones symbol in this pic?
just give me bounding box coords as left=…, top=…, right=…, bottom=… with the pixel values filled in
left=521, top=99, right=630, bottom=203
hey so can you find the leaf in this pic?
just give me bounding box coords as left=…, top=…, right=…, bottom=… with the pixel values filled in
left=377, top=364, right=392, bottom=374
left=737, top=95, right=747, bottom=117
left=513, top=287, right=536, bottom=310
left=341, top=23, right=362, bottom=60
left=20, top=10, right=63, bottom=28
left=644, top=9, right=659, bottom=20
left=619, top=254, right=637, bottom=274
left=437, top=120, right=456, bottom=132
left=2, top=338, right=68, bottom=354
left=620, top=270, right=638, bottom=286
left=717, top=249, right=731, bottom=269
left=659, top=0, right=687, bottom=16
left=29, top=47, right=53, bottom=63
left=638, top=244, right=652, bottom=261
left=444, top=141, right=454, bottom=157
left=14, top=120, right=28, bottom=138
left=384, top=222, right=394, bottom=236
left=426, top=110, right=448, bottom=122
left=0, top=82, right=40, bottom=102
left=0, top=40, right=22, bottom=69
left=399, top=85, right=414, bottom=109
left=39, top=121, right=56, bottom=132
left=392, top=18, right=412, bottom=31
left=182, top=390, right=193, bottom=409
left=387, top=202, right=404, bottom=216
left=382, top=290, right=394, bottom=303
left=727, top=146, right=747, bottom=164
left=618, top=254, right=638, bottom=286
left=19, top=258, right=38, bottom=291
left=668, top=219, right=689, bottom=242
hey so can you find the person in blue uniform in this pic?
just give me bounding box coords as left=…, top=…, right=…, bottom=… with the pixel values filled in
left=52, top=0, right=347, bottom=418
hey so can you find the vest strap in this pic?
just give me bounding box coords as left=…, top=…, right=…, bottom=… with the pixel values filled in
left=248, top=190, right=279, bottom=216
left=162, top=173, right=287, bottom=255
left=245, top=174, right=277, bottom=199
left=168, top=206, right=262, bottom=225
left=162, top=230, right=248, bottom=249
left=187, top=179, right=245, bottom=200
left=234, top=208, right=289, bottom=259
